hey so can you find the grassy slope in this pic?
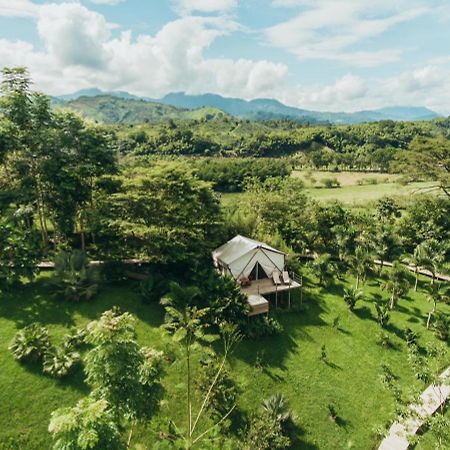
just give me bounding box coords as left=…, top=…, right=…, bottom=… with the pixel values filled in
left=0, top=271, right=448, bottom=449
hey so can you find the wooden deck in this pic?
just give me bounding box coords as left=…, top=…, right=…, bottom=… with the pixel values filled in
left=241, top=278, right=301, bottom=296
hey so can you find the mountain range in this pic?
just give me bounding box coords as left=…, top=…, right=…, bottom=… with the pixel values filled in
left=54, top=89, right=441, bottom=125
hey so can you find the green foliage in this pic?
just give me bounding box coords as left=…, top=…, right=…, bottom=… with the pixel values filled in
left=381, top=261, right=410, bottom=309
left=98, top=163, right=222, bottom=265
left=245, top=316, right=283, bottom=338
left=48, top=397, right=124, bottom=450
left=375, top=302, right=390, bottom=328
left=321, top=177, right=340, bottom=188
left=52, top=250, right=100, bottom=302
left=84, top=308, right=163, bottom=420
left=244, top=411, right=291, bottom=450
left=432, top=312, right=450, bottom=341
left=9, top=323, right=51, bottom=363
left=0, top=216, right=41, bottom=288
left=197, top=357, right=238, bottom=419
left=403, top=328, right=419, bottom=347
left=343, top=287, right=363, bottom=311
left=191, top=158, right=292, bottom=192
left=309, top=254, right=337, bottom=287
left=43, top=346, right=80, bottom=378
left=327, top=403, right=338, bottom=421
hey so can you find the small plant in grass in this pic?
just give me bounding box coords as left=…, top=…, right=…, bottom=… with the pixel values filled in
left=407, top=346, right=431, bottom=383
left=320, top=345, right=327, bottom=362
left=9, top=323, right=51, bottom=363
left=403, top=328, right=419, bottom=347
left=343, top=287, right=363, bottom=311
left=327, top=403, right=338, bottom=422
left=375, top=302, right=390, bottom=328
left=255, top=350, right=265, bottom=371
left=331, top=315, right=340, bottom=329
left=377, top=332, right=394, bottom=349
left=43, top=345, right=81, bottom=378
left=379, top=362, right=397, bottom=388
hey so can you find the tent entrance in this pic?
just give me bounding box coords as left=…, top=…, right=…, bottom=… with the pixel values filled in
left=250, top=262, right=269, bottom=280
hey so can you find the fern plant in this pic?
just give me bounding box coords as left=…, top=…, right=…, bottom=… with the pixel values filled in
left=9, top=323, right=51, bottom=362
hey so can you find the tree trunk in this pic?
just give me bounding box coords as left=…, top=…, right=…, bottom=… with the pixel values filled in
left=389, top=293, right=395, bottom=310
left=414, top=269, right=418, bottom=292
left=426, top=301, right=436, bottom=329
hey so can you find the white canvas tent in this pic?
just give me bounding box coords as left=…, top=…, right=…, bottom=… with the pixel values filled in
left=212, top=235, right=285, bottom=281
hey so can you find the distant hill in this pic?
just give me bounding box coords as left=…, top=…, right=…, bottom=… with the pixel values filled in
left=55, top=89, right=441, bottom=125
left=160, top=93, right=440, bottom=124
left=56, top=95, right=229, bottom=124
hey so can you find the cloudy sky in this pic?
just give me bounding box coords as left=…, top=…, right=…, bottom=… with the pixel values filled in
left=1, top=0, right=450, bottom=113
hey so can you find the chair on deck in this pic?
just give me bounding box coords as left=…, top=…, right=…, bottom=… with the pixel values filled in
left=272, top=270, right=282, bottom=285
left=282, top=271, right=290, bottom=284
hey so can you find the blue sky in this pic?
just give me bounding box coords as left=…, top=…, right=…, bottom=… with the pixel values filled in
left=1, top=0, right=450, bottom=113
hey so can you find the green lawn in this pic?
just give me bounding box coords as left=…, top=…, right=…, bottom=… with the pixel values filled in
left=0, top=271, right=448, bottom=449
left=221, top=180, right=437, bottom=208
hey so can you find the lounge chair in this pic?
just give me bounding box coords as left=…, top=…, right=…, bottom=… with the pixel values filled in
left=272, top=271, right=282, bottom=285
left=282, top=271, right=290, bottom=284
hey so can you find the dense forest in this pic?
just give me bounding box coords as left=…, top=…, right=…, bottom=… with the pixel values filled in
left=1, top=67, right=449, bottom=449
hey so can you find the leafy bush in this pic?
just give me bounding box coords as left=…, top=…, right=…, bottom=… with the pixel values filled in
left=43, top=346, right=81, bottom=378
left=321, top=177, right=340, bottom=189
left=139, top=273, right=168, bottom=303
left=197, top=357, right=238, bottom=419
left=403, top=328, right=419, bottom=347
left=375, top=303, right=390, bottom=327
left=245, top=316, right=283, bottom=338
left=343, top=287, right=363, bottom=311
left=377, top=332, right=394, bottom=349
left=52, top=250, right=101, bottom=302
left=327, top=403, right=338, bottom=421
left=432, top=312, right=449, bottom=341
left=9, top=323, right=51, bottom=363
left=62, top=327, right=87, bottom=349
left=244, top=411, right=290, bottom=450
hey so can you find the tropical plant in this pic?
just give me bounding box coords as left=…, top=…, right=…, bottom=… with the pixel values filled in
left=309, top=253, right=337, bottom=287
left=347, top=247, right=373, bottom=289
left=375, top=302, right=390, bottom=327
left=84, top=308, right=163, bottom=422
left=43, top=346, right=81, bottom=378
left=420, top=239, right=447, bottom=285
left=343, top=287, right=363, bottom=311
left=381, top=262, right=410, bottom=309
left=48, top=397, right=124, bottom=450
left=9, top=323, right=51, bottom=362
left=407, top=243, right=432, bottom=291
left=432, top=312, right=450, bottom=341
left=52, top=250, right=100, bottom=302
left=261, top=393, right=296, bottom=437
left=244, top=411, right=290, bottom=450
left=327, top=403, right=338, bottom=422
left=426, top=284, right=450, bottom=329
left=245, top=315, right=283, bottom=338
left=403, top=328, right=419, bottom=347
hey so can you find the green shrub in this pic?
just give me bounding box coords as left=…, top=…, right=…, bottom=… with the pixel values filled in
left=432, top=312, right=449, bottom=341
left=245, top=316, right=283, bottom=338
left=43, top=346, right=81, bottom=378
left=321, top=177, right=340, bottom=188
left=9, top=323, right=51, bottom=363
left=403, top=328, right=419, bottom=347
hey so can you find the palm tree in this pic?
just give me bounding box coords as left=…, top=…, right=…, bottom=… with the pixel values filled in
left=381, top=261, right=410, bottom=310
left=426, top=284, right=450, bottom=329
left=421, top=239, right=447, bottom=285
left=343, top=287, right=363, bottom=311
left=407, top=243, right=432, bottom=291
left=309, top=253, right=337, bottom=287
left=348, top=247, right=373, bottom=289
left=261, top=393, right=296, bottom=437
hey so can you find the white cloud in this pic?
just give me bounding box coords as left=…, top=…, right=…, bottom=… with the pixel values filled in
left=90, top=0, right=123, bottom=4
left=37, top=3, right=114, bottom=68
left=0, top=0, right=39, bottom=17
left=266, top=0, right=428, bottom=67
left=0, top=2, right=286, bottom=100
left=172, top=0, right=238, bottom=15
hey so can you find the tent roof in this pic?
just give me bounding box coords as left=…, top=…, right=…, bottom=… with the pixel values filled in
left=212, top=235, right=284, bottom=266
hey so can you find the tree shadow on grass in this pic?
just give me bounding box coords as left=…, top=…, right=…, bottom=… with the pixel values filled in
left=0, top=278, right=75, bottom=328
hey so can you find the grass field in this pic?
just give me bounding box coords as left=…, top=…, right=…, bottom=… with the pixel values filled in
left=0, top=270, right=448, bottom=449
left=221, top=170, right=438, bottom=207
